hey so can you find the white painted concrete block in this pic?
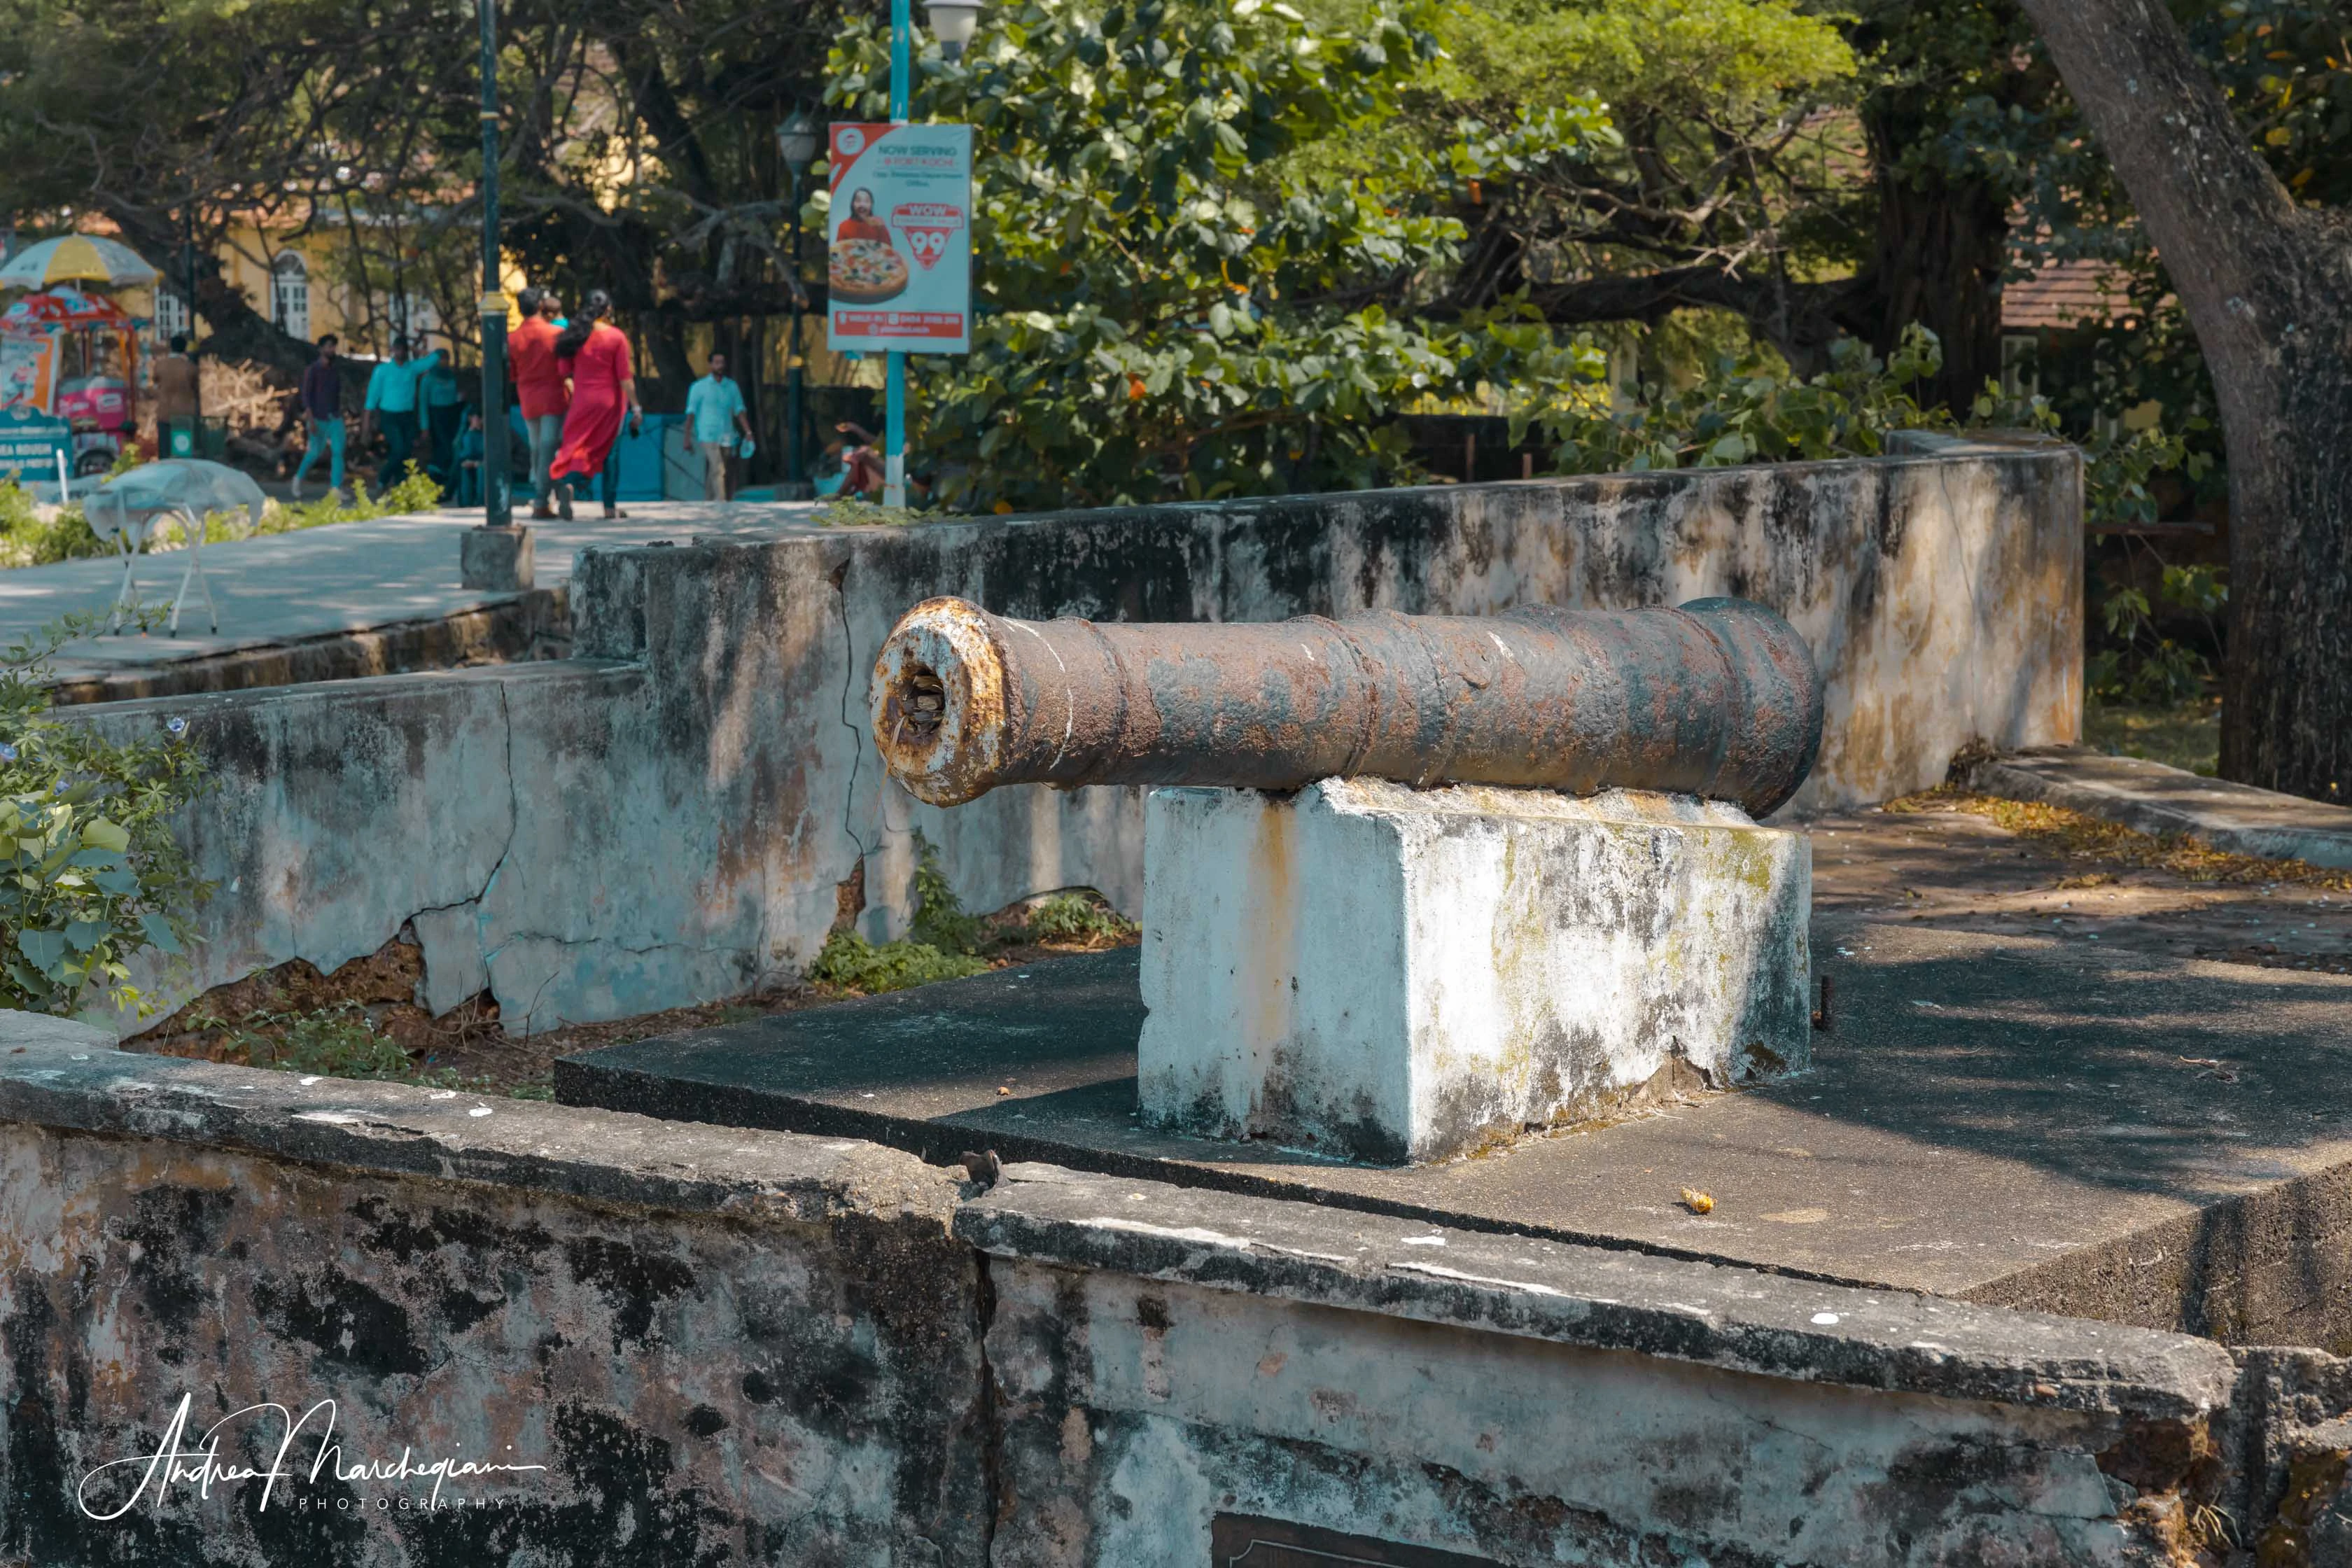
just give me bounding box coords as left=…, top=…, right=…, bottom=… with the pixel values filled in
left=1138, top=780, right=1811, bottom=1164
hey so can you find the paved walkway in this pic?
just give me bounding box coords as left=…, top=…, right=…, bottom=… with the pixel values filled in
left=1973, top=745, right=2352, bottom=870
left=1, top=502, right=822, bottom=682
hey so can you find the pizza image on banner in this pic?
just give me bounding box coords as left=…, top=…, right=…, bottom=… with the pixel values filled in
left=827, top=122, right=974, bottom=354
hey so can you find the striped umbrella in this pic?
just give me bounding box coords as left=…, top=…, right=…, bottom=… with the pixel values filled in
left=0, top=234, right=160, bottom=290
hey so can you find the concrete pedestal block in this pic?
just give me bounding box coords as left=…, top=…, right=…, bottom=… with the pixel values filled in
left=460, top=524, right=535, bottom=592
left=1138, top=780, right=1811, bottom=1164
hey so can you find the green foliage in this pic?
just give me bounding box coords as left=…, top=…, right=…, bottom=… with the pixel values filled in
left=906, top=832, right=988, bottom=955
left=806, top=833, right=992, bottom=994
left=1524, top=323, right=1949, bottom=472
left=0, top=470, right=444, bottom=572
left=1968, top=384, right=2223, bottom=708
left=226, top=1001, right=414, bottom=1079
left=263, top=471, right=446, bottom=533
left=2088, top=562, right=2229, bottom=707
left=198, top=999, right=541, bottom=1097
left=1024, top=891, right=1140, bottom=946
left=823, top=0, right=1609, bottom=510
left=1524, top=318, right=2225, bottom=708
left=805, top=929, right=993, bottom=993
left=1, top=610, right=211, bottom=1018
left=0, top=484, right=104, bottom=568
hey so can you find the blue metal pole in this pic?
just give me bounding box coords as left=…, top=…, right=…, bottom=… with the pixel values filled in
left=886, top=0, right=911, bottom=507
left=479, top=0, right=510, bottom=527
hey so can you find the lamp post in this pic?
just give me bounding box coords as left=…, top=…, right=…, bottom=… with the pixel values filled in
left=883, top=0, right=913, bottom=507
left=778, top=108, right=820, bottom=501
left=182, top=203, right=202, bottom=438
left=476, top=0, right=511, bottom=528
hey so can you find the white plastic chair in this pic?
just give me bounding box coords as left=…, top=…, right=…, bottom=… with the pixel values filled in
left=84, top=460, right=264, bottom=636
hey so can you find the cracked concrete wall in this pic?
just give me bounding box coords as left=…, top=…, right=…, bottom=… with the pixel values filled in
left=983, top=1264, right=2162, bottom=1565
left=88, top=440, right=2078, bottom=1035
left=0, top=1040, right=990, bottom=1567
left=9, top=1035, right=2320, bottom=1566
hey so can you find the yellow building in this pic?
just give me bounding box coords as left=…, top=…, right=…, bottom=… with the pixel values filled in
left=118, top=220, right=523, bottom=358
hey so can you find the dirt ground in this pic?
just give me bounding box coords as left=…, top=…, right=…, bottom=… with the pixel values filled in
left=133, top=788, right=2352, bottom=1097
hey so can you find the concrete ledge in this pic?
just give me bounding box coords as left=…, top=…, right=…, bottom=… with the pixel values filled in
left=0, top=1025, right=962, bottom=1228
left=0, top=1007, right=116, bottom=1052
left=46, top=587, right=571, bottom=707
left=1972, top=746, right=2352, bottom=869
left=960, top=1161, right=2238, bottom=1424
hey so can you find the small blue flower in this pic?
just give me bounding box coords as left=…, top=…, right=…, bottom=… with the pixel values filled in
left=52, top=779, right=69, bottom=794
left=165, top=716, right=188, bottom=737
left=0, top=741, right=16, bottom=763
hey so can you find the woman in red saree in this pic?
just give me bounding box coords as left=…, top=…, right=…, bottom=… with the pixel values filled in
left=548, top=290, right=643, bottom=519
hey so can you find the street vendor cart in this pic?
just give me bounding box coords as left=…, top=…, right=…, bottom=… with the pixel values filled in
left=0, top=234, right=160, bottom=475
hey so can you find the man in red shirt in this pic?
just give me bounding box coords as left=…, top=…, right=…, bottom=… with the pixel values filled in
left=508, top=286, right=569, bottom=519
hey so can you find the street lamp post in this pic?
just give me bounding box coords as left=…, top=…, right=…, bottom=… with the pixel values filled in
left=778, top=108, right=820, bottom=501
left=182, top=203, right=202, bottom=438
left=477, top=0, right=511, bottom=528
left=884, top=0, right=913, bottom=507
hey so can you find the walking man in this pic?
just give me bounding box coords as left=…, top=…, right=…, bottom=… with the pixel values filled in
left=509, top=286, right=568, bottom=519
left=360, top=335, right=441, bottom=496
left=289, top=334, right=346, bottom=501
left=152, top=334, right=200, bottom=458
left=685, top=351, right=752, bottom=501
left=422, top=351, right=465, bottom=492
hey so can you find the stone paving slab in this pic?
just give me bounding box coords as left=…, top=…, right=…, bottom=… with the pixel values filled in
left=559, top=805, right=2352, bottom=1341
left=0, top=500, right=822, bottom=684
left=1975, top=745, right=2352, bottom=869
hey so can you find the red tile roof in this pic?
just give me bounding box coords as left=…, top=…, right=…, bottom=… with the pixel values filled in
left=2003, top=259, right=2134, bottom=330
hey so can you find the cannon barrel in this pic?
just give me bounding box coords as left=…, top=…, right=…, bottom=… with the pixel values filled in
left=871, top=596, right=1824, bottom=818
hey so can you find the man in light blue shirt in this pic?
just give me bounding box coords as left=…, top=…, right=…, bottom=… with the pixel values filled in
left=361, top=337, right=442, bottom=496
left=684, top=352, right=752, bottom=500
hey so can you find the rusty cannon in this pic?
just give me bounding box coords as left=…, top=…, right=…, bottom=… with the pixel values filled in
left=870, top=596, right=1824, bottom=819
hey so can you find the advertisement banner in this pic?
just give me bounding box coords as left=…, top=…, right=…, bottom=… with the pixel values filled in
left=827, top=122, right=974, bottom=354
left=0, top=404, right=69, bottom=479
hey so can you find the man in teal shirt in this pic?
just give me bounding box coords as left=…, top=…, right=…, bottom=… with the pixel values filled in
left=684, top=351, right=752, bottom=500
left=421, top=352, right=465, bottom=492
left=361, top=337, right=442, bottom=496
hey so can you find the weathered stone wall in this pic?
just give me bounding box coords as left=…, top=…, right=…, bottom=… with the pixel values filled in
left=91, top=438, right=2080, bottom=1034
left=0, top=1027, right=989, bottom=1567
left=15, top=1026, right=2344, bottom=1566
left=961, top=1163, right=2242, bottom=1567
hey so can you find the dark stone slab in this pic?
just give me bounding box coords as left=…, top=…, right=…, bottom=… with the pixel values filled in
left=557, top=920, right=2352, bottom=1338
left=553, top=951, right=1161, bottom=1165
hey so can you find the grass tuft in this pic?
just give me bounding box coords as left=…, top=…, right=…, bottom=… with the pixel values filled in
left=2082, top=695, right=2220, bottom=777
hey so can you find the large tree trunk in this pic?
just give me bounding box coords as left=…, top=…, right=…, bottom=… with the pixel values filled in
left=1860, top=118, right=2010, bottom=413
left=2017, top=0, right=2352, bottom=802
